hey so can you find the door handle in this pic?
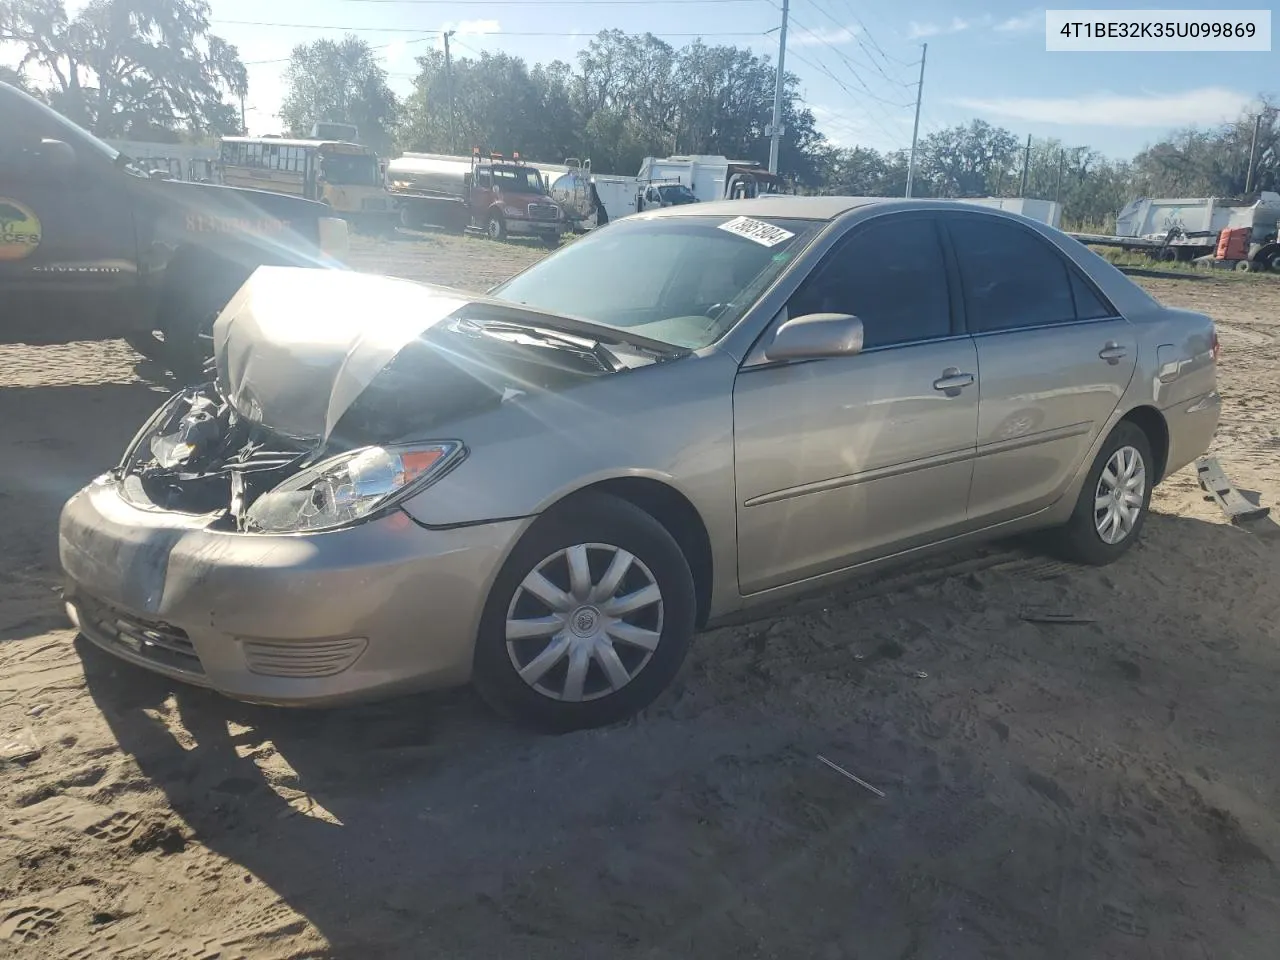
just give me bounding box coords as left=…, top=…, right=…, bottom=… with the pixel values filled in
left=1099, top=342, right=1128, bottom=364
left=933, top=368, right=975, bottom=393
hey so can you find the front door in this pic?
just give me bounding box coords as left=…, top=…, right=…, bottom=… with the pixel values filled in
left=941, top=213, right=1139, bottom=524
left=0, top=87, right=141, bottom=343
left=733, top=213, right=980, bottom=595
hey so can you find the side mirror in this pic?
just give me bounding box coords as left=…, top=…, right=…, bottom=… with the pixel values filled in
left=39, top=138, right=76, bottom=175
left=764, top=313, right=864, bottom=362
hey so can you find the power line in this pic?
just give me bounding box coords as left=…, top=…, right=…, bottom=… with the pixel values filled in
left=815, top=0, right=916, bottom=69
left=788, top=49, right=908, bottom=145
left=338, top=0, right=760, bottom=4
left=217, top=19, right=767, bottom=36
left=794, top=0, right=912, bottom=86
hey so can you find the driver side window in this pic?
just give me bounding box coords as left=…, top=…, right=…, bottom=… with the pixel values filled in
left=789, top=215, right=953, bottom=350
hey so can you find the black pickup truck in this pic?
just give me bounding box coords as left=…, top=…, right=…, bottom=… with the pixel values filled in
left=1, top=81, right=349, bottom=380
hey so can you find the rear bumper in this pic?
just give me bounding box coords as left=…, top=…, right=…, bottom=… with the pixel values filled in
left=1163, top=389, right=1221, bottom=478
left=59, top=475, right=527, bottom=706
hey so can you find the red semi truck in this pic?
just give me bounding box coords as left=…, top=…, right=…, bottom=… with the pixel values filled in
left=386, top=149, right=567, bottom=248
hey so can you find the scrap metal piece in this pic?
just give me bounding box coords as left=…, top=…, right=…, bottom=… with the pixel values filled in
left=817, top=755, right=887, bottom=799
left=1196, top=457, right=1271, bottom=524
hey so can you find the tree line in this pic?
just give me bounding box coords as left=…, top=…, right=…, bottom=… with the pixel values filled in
left=4, top=0, right=1278, bottom=229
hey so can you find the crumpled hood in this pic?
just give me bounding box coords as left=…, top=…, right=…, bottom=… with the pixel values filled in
left=213, top=266, right=475, bottom=442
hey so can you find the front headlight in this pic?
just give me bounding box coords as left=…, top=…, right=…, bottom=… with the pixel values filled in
left=244, top=441, right=464, bottom=534
left=503, top=205, right=523, bottom=217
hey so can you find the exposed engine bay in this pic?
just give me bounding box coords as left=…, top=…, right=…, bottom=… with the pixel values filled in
left=115, top=313, right=663, bottom=531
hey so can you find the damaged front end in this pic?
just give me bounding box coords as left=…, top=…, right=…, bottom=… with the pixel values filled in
left=115, top=384, right=315, bottom=529
left=114, top=384, right=463, bottom=534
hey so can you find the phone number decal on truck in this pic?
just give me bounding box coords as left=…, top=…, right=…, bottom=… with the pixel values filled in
left=185, top=214, right=292, bottom=236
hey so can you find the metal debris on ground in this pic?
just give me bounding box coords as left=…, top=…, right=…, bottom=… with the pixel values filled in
left=817, top=755, right=887, bottom=799
left=0, top=730, right=40, bottom=764
left=1020, top=613, right=1097, bottom=625
left=1197, top=456, right=1272, bottom=525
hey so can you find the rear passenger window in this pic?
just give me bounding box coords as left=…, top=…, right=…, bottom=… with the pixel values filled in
left=789, top=216, right=951, bottom=349
left=948, top=217, right=1077, bottom=333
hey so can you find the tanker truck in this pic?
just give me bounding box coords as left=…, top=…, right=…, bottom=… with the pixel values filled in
left=386, top=149, right=567, bottom=247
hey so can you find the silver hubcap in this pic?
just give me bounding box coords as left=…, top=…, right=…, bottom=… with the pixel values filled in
left=1094, top=445, right=1146, bottom=544
left=489, top=220, right=501, bottom=239
left=505, top=543, right=664, bottom=702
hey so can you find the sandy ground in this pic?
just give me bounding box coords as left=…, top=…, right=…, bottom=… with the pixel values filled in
left=1, top=234, right=1278, bottom=959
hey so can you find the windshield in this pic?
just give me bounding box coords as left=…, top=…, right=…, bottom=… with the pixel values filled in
left=490, top=215, right=820, bottom=349
left=2, top=82, right=150, bottom=176
left=320, top=151, right=380, bottom=186
left=491, top=166, right=546, bottom=194
left=658, top=184, right=696, bottom=203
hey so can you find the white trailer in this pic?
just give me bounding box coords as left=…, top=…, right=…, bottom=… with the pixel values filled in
left=1069, top=191, right=1280, bottom=268
left=951, top=197, right=1063, bottom=229
left=635, top=155, right=784, bottom=205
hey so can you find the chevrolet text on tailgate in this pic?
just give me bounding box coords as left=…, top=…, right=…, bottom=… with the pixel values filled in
left=0, top=80, right=349, bottom=382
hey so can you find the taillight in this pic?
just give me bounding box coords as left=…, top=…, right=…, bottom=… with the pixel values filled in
left=1210, top=328, right=1220, bottom=363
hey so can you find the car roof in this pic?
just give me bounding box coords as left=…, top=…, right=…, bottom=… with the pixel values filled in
left=643, top=195, right=905, bottom=221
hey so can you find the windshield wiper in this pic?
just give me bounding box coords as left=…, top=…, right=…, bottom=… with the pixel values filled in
left=461, top=318, right=623, bottom=367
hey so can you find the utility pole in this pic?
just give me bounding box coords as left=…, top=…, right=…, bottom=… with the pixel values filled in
left=905, top=42, right=927, bottom=198
left=1019, top=132, right=1032, bottom=197
left=767, top=0, right=789, bottom=175
left=1055, top=149, right=1065, bottom=203
left=240, top=92, right=247, bottom=135
left=443, top=30, right=457, bottom=155
left=1245, top=113, right=1262, bottom=194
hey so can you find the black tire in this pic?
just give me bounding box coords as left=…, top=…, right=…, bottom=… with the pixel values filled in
left=1052, top=420, right=1154, bottom=566
left=162, top=296, right=224, bottom=384
left=154, top=252, right=245, bottom=384
left=486, top=213, right=507, bottom=242
left=541, top=233, right=561, bottom=250
left=472, top=492, right=696, bottom=733
left=123, top=330, right=167, bottom=362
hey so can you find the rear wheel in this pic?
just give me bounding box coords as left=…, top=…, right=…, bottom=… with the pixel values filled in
left=1052, top=421, right=1153, bottom=566
left=472, top=492, right=696, bottom=732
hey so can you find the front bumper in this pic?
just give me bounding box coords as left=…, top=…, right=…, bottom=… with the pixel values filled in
left=506, top=219, right=562, bottom=237
left=59, top=475, right=528, bottom=706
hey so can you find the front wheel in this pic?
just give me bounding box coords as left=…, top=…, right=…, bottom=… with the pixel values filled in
left=1052, top=421, right=1154, bottom=565
left=486, top=214, right=507, bottom=241
left=472, top=493, right=696, bottom=733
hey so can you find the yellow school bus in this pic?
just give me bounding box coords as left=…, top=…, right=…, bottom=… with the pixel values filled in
left=217, top=136, right=394, bottom=228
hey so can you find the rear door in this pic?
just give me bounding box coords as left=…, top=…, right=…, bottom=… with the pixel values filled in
left=0, top=87, right=141, bottom=343
left=733, top=213, right=980, bottom=594
left=941, top=213, right=1138, bottom=525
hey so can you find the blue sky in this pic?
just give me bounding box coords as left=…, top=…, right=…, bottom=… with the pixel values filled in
left=20, top=1, right=1280, bottom=166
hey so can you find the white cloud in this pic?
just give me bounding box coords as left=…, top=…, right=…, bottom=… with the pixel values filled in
left=907, top=11, right=1039, bottom=40
left=951, top=86, right=1254, bottom=127
left=793, top=25, right=859, bottom=47
left=907, top=17, right=972, bottom=40
left=450, top=19, right=500, bottom=36
left=995, top=12, right=1039, bottom=33
left=383, top=40, right=408, bottom=66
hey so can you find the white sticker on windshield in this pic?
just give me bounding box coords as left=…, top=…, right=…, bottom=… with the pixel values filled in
left=717, top=216, right=795, bottom=247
